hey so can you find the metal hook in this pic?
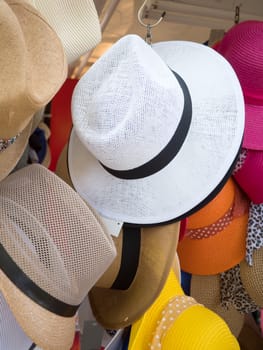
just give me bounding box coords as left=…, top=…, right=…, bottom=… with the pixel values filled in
left=137, top=0, right=166, bottom=44
left=145, top=24, right=152, bottom=45
left=234, top=4, right=242, bottom=24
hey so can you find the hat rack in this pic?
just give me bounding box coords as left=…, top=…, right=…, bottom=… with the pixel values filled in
left=207, top=4, right=242, bottom=47
left=140, top=0, right=263, bottom=28
left=70, top=0, right=261, bottom=79
left=234, top=4, right=242, bottom=24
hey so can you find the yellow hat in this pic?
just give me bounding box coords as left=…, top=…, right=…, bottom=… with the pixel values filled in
left=129, top=270, right=240, bottom=350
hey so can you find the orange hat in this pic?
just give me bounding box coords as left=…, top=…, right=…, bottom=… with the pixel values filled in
left=177, top=178, right=249, bottom=275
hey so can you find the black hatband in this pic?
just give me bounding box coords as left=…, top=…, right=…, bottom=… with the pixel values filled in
left=110, top=226, right=141, bottom=290
left=0, top=243, right=80, bottom=317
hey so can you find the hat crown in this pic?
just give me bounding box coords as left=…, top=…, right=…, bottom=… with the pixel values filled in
left=0, top=0, right=67, bottom=138
left=217, top=21, right=263, bottom=99
left=72, top=34, right=184, bottom=170
left=28, top=0, right=102, bottom=64
left=0, top=164, right=116, bottom=306
left=187, top=178, right=235, bottom=229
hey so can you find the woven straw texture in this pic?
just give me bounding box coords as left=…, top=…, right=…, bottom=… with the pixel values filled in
left=0, top=0, right=67, bottom=181
left=29, top=0, right=101, bottom=64
left=89, top=221, right=180, bottom=329
left=216, top=20, right=263, bottom=150
left=191, top=274, right=244, bottom=337
left=129, top=270, right=239, bottom=350
left=217, top=21, right=263, bottom=98
left=240, top=248, right=263, bottom=307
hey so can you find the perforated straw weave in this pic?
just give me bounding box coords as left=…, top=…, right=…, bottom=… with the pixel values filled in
left=28, top=0, right=102, bottom=64
left=0, top=164, right=116, bottom=305
left=0, top=164, right=116, bottom=349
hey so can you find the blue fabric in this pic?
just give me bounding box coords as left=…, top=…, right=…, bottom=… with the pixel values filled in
left=29, top=127, right=47, bottom=163
left=121, top=327, right=131, bottom=350
left=181, top=270, right=192, bottom=295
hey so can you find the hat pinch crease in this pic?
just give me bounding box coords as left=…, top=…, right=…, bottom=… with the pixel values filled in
left=101, top=70, right=192, bottom=180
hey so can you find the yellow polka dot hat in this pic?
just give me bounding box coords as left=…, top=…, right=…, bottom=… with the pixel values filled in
left=128, top=270, right=240, bottom=350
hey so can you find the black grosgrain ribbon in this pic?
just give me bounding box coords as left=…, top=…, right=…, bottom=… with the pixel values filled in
left=0, top=243, right=79, bottom=317
left=110, top=225, right=141, bottom=290
left=101, top=70, right=192, bottom=180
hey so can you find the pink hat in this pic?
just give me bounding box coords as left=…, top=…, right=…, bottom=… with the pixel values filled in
left=233, top=149, right=263, bottom=204
left=216, top=20, right=263, bottom=150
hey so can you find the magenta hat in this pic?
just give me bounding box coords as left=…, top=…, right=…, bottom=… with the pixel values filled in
left=233, top=149, right=263, bottom=204
left=216, top=20, right=263, bottom=150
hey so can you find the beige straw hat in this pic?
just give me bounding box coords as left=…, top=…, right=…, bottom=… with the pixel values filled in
left=190, top=274, right=245, bottom=337
left=56, top=143, right=183, bottom=290
left=28, top=0, right=102, bottom=64
left=0, top=164, right=116, bottom=350
left=0, top=0, right=67, bottom=181
left=240, top=248, right=263, bottom=307
left=89, top=222, right=180, bottom=329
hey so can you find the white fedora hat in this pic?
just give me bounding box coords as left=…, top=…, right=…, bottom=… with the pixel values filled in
left=28, top=0, right=101, bottom=64
left=68, top=34, right=244, bottom=225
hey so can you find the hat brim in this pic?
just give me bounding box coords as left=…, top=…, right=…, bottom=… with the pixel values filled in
left=68, top=41, right=244, bottom=225
left=0, top=269, right=76, bottom=350
left=129, top=270, right=184, bottom=349
left=190, top=274, right=245, bottom=337
left=243, top=103, right=263, bottom=150
left=55, top=146, right=180, bottom=329
left=177, top=212, right=248, bottom=275
left=89, top=222, right=180, bottom=329
left=240, top=248, right=263, bottom=307
left=0, top=120, right=32, bottom=181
